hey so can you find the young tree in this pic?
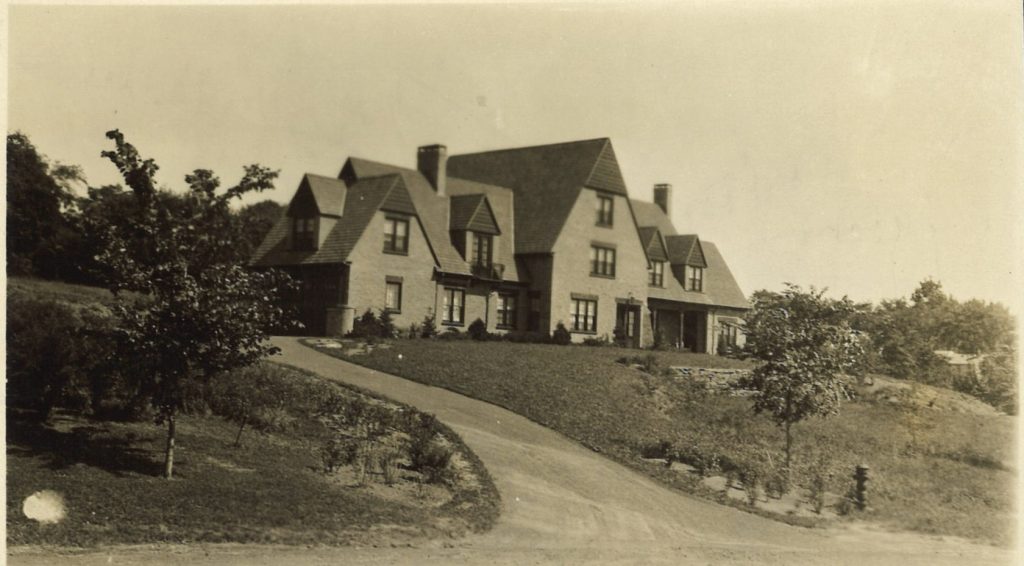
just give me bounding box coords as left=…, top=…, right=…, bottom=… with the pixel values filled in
left=92, top=130, right=293, bottom=478
left=740, top=285, right=865, bottom=478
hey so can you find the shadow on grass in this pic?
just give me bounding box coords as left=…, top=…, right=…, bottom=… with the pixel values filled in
left=6, top=412, right=164, bottom=477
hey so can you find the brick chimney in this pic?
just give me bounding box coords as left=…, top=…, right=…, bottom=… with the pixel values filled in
left=417, top=144, right=447, bottom=196
left=653, top=183, right=671, bottom=214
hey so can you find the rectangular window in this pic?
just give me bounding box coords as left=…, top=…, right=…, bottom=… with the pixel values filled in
left=596, top=195, right=614, bottom=226
left=385, top=280, right=402, bottom=312
left=686, top=266, right=704, bottom=292
left=471, top=232, right=493, bottom=267
left=293, top=217, right=317, bottom=250
left=442, top=287, right=465, bottom=325
left=496, top=293, right=517, bottom=328
left=571, top=298, right=598, bottom=332
left=649, top=260, right=664, bottom=287
left=527, top=292, right=541, bottom=331
left=383, top=217, right=410, bottom=254
left=590, top=246, right=616, bottom=277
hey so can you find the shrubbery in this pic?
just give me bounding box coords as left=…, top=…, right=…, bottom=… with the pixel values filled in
left=467, top=318, right=489, bottom=341
left=552, top=322, right=571, bottom=345
left=6, top=294, right=143, bottom=420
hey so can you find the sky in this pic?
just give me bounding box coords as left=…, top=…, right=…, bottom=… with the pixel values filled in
left=6, top=1, right=1023, bottom=312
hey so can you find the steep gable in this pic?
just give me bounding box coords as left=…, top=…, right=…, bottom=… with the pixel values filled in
left=583, top=140, right=628, bottom=195
left=665, top=235, right=707, bottom=268
left=340, top=158, right=474, bottom=276
left=252, top=174, right=401, bottom=267
left=639, top=227, right=669, bottom=262
left=450, top=194, right=500, bottom=235
left=448, top=138, right=612, bottom=254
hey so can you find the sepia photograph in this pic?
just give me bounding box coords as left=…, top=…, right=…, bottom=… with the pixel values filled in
left=4, top=1, right=1020, bottom=564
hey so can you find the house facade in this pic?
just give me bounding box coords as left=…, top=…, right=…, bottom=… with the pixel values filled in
left=252, top=138, right=750, bottom=353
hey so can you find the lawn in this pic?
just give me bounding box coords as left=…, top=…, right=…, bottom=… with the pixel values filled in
left=7, top=363, right=500, bottom=547
left=312, top=339, right=1015, bottom=545
left=7, top=277, right=500, bottom=547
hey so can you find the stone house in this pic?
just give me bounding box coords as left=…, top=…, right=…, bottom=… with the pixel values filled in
left=252, top=138, right=749, bottom=353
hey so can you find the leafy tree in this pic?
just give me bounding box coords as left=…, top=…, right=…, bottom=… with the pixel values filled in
left=91, top=130, right=293, bottom=478
left=234, top=200, right=284, bottom=262
left=739, top=285, right=865, bottom=478
left=6, top=132, right=84, bottom=278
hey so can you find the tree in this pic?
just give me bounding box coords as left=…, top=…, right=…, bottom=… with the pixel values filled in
left=234, top=200, right=284, bottom=262
left=740, top=285, right=865, bottom=478
left=6, top=132, right=84, bottom=278
left=91, top=129, right=293, bottom=478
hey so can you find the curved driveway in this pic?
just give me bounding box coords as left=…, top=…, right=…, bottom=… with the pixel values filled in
left=11, top=337, right=1011, bottom=565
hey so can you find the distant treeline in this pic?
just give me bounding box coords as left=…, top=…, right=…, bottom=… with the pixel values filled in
left=7, top=131, right=282, bottom=285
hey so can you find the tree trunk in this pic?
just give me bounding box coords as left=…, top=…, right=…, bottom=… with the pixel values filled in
left=163, top=412, right=176, bottom=479
left=784, top=421, right=793, bottom=483
left=234, top=415, right=248, bottom=447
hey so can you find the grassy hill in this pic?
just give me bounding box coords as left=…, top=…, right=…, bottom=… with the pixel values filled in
left=313, top=338, right=1014, bottom=545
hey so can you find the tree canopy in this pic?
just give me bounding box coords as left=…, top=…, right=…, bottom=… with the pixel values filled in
left=740, top=285, right=866, bottom=473
left=92, top=129, right=294, bottom=478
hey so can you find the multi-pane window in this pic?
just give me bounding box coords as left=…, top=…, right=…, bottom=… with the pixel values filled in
left=596, top=195, right=614, bottom=226
left=293, top=217, right=317, bottom=250
left=471, top=232, right=493, bottom=267
left=496, top=293, right=517, bottom=328
left=590, top=246, right=616, bottom=277
left=442, top=287, right=465, bottom=324
left=649, top=260, right=665, bottom=287
left=385, top=280, right=402, bottom=312
left=686, top=265, right=704, bottom=291
left=571, top=298, right=598, bottom=332
left=719, top=323, right=738, bottom=348
left=383, top=217, right=409, bottom=254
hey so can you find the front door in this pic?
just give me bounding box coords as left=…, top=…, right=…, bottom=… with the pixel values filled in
left=616, top=303, right=641, bottom=348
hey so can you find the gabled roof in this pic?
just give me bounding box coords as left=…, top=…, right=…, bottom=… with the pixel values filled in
left=448, top=138, right=625, bottom=254
left=450, top=194, right=500, bottom=235
left=638, top=227, right=668, bottom=262
left=665, top=234, right=707, bottom=267
left=630, top=199, right=678, bottom=236
left=252, top=174, right=405, bottom=266
left=445, top=176, right=520, bottom=282
left=344, top=157, right=523, bottom=278
left=304, top=174, right=347, bottom=216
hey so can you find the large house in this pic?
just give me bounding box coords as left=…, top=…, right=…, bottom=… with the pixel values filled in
left=252, top=138, right=749, bottom=353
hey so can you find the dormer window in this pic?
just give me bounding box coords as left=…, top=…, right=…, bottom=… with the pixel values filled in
left=686, top=265, right=704, bottom=292
left=384, top=216, right=409, bottom=254
left=596, top=195, right=614, bottom=227
left=471, top=232, right=493, bottom=267
left=293, top=217, right=317, bottom=250
left=649, top=260, right=664, bottom=287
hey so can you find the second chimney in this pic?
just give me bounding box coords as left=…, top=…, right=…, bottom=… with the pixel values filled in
left=653, top=183, right=672, bottom=214
left=417, top=144, right=447, bottom=196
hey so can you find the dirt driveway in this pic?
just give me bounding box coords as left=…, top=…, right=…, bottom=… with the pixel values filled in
left=11, top=337, right=1012, bottom=565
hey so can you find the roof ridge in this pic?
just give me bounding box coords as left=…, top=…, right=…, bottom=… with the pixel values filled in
left=349, top=156, right=420, bottom=174
left=450, top=137, right=610, bottom=159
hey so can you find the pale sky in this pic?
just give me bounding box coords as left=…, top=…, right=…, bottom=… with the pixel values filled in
left=7, top=2, right=1023, bottom=312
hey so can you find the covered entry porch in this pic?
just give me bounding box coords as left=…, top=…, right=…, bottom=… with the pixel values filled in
left=647, top=298, right=715, bottom=354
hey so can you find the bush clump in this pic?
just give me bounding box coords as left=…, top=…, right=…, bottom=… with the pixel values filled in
left=467, top=318, right=489, bottom=341
left=552, top=322, right=572, bottom=345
